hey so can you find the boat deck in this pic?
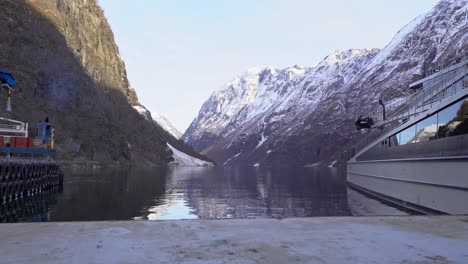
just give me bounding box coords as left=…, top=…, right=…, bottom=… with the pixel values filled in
left=0, top=216, right=467, bottom=263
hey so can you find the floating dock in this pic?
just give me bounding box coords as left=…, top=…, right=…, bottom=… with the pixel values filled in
left=0, top=216, right=467, bottom=263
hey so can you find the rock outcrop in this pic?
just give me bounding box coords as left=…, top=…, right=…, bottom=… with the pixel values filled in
left=28, top=0, right=138, bottom=105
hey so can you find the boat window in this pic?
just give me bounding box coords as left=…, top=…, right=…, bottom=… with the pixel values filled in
left=399, top=124, right=416, bottom=145
left=437, top=98, right=468, bottom=138
left=414, top=114, right=438, bottom=143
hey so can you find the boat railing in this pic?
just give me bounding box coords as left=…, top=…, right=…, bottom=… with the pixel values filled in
left=350, top=61, right=467, bottom=158
left=0, top=124, right=21, bottom=130
left=390, top=65, right=466, bottom=121
left=0, top=117, right=29, bottom=137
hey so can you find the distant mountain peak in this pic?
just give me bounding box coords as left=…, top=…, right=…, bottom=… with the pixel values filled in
left=322, top=48, right=380, bottom=66
left=132, top=105, right=182, bottom=139
left=244, top=65, right=278, bottom=75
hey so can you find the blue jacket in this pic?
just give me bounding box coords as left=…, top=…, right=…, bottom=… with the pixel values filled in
left=0, top=69, right=16, bottom=87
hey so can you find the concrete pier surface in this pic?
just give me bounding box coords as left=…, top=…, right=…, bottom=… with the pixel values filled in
left=1, top=216, right=467, bottom=264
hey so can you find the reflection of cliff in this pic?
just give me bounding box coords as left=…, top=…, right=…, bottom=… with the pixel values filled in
left=437, top=100, right=468, bottom=138
left=412, top=124, right=438, bottom=143
left=181, top=167, right=350, bottom=219
left=48, top=167, right=168, bottom=221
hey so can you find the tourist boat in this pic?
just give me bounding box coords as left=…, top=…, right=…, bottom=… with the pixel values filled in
left=347, top=59, right=468, bottom=214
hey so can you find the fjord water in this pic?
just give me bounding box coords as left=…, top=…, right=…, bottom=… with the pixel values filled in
left=4, top=166, right=405, bottom=222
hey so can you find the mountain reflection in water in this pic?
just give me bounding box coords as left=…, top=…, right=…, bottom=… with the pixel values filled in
left=8, top=166, right=404, bottom=222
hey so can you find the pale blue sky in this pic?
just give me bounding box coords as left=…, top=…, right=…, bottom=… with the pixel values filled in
left=98, top=0, right=439, bottom=132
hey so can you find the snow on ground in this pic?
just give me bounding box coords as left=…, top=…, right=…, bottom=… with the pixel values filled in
left=168, top=144, right=213, bottom=167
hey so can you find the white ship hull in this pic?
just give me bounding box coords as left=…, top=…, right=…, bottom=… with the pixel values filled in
left=347, top=158, right=468, bottom=214
left=347, top=60, right=468, bottom=214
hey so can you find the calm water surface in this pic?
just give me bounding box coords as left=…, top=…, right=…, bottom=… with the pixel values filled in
left=1, top=166, right=404, bottom=222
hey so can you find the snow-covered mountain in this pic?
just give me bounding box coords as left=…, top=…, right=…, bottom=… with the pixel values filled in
left=133, top=105, right=182, bottom=139
left=183, top=0, right=467, bottom=166
left=133, top=105, right=212, bottom=166
left=151, top=112, right=183, bottom=139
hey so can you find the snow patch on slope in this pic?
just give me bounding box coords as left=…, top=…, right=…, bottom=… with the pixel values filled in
left=168, top=144, right=214, bottom=166
left=133, top=105, right=152, bottom=120
left=255, top=116, right=268, bottom=149
left=223, top=152, right=241, bottom=166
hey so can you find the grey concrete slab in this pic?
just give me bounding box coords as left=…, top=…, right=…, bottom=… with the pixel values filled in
left=1, top=216, right=468, bottom=264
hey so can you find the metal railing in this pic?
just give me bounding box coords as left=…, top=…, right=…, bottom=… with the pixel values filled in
left=350, top=61, right=468, bottom=158
left=0, top=117, right=28, bottom=137
left=389, top=65, right=466, bottom=122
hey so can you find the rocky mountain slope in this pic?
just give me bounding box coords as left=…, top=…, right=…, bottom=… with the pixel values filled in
left=0, top=0, right=169, bottom=165
left=28, top=0, right=139, bottom=105
left=183, top=0, right=467, bottom=166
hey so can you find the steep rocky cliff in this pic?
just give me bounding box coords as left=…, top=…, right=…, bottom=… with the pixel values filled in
left=183, top=0, right=467, bottom=166
left=28, top=0, right=138, bottom=104
left=0, top=0, right=171, bottom=165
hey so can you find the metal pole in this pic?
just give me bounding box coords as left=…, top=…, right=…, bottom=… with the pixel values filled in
left=7, top=88, right=11, bottom=112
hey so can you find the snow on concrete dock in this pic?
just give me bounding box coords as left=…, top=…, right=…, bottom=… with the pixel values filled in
left=1, top=216, right=467, bottom=264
